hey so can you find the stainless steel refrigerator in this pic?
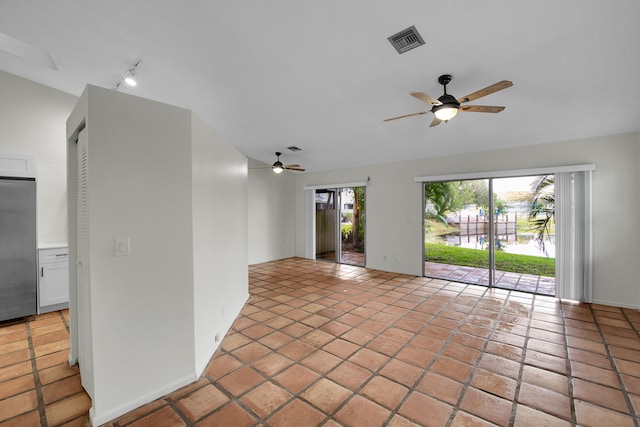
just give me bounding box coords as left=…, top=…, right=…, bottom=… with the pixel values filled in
left=0, top=177, right=37, bottom=321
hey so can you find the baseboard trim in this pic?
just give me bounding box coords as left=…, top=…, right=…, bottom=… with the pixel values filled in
left=90, top=372, right=198, bottom=426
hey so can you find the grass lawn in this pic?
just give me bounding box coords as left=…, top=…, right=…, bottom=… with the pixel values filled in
left=425, top=243, right=555, bottom=277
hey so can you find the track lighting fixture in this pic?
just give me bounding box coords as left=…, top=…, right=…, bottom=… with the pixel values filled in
left=113, top=59, right=142, bottom=91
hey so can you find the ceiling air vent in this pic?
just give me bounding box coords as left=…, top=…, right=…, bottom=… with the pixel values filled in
left=388, top=25, right=425, bottom=54
left=287, top=146, right=302, bottom=152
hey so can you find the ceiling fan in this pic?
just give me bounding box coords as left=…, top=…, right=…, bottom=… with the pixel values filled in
left=385, top=74, right=513, bottom=127
left=271, top=152, right=305, bottom=174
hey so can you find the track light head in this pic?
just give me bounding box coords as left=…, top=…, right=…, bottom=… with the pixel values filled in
left=113, top=59, right=142, bottom=91
left=124, top=75, right=137, bottom=86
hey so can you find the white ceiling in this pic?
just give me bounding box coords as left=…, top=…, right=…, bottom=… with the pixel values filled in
left=1, top=1, right=639, bottom=172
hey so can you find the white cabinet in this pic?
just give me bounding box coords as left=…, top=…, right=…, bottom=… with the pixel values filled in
left=38, top=247, right=69, bottom=313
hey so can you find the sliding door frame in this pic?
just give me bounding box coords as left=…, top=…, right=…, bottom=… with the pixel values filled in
left=418, top=164, right=596, bottom=298
left=304, top=181, right=368, bottom=265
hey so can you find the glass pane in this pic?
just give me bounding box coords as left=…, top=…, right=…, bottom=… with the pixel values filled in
left=340, top=187, right=365, bottom=266
left=315, top=190, right=337, bottom=262
left=492, top=175, right=556, bottom=295
left=424, top=179, right=490, bottom=286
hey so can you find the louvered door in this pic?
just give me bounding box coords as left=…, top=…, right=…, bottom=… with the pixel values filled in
left=76, top=129, right=94, bottom=399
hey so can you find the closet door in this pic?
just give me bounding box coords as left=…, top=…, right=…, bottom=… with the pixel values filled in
left=76, top=128, right=95, bottom=399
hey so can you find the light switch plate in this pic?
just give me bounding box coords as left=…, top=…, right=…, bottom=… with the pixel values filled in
left=115, top=237, right=130, bottom=256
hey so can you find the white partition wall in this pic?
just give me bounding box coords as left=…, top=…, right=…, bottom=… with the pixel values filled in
left=66, top=85, right=248, bottom=425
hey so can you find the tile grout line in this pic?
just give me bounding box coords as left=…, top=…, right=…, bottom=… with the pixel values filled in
left=340, top=277, right=496, bottom=426
left=559, top=300, right=578, bottom=426
left=250, top=270, right=434, bottom=425
left=106, top=259, right=638, bottom=426
left=269, top=271, right=404, bottom=425
left=246, top=262, right=576, bottom=422
left=320, top=275, right=441, bottom=426
left=58, top=310, right=70, bottom=334
left=505, top=291, right=532, bottom=426
left=450, top=286, right=524, bottom=427
left=212, top=284, right=343, bottom=426
left=589, top=305, right=640, bottom=426
left=25, top=321, right=49, bottom=427
left=164, top=396, right=197, bottom=427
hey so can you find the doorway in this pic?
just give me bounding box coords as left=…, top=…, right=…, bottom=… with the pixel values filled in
left=315, top=187, right=365, bottom=266
left=423, top=175, right=556, bottom=295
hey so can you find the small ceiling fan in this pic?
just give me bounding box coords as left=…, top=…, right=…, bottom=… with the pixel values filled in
left=271, top=152, right=305, bottom=173
left=385, top=74, right=513, bottom=127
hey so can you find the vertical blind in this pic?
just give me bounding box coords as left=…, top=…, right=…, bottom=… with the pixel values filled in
left=555, top=171, right=593, bottom=302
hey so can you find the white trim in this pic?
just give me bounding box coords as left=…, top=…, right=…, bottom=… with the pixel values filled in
left=90, top=373, right=197, bottom=426
left=414, top=164, right=596, bottom=183
left=303, top=181, right=367, bottom=190
left=0, top=152, right=37, bottom=178
left=584, top=170, right=593, bottom=303
left=305, top=190, right=315, bottom=259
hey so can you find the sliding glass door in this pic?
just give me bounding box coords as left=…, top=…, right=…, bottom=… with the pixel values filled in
left=315, top=187, right=365, bottom=266
left=424, top=175, right=556, bottom=295
left=315, top=189, right=338, bottom=262
left=424, top=179, right=491, bottom=286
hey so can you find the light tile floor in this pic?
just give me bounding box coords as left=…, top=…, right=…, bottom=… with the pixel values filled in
left=1, top=257, right=639, bottom=426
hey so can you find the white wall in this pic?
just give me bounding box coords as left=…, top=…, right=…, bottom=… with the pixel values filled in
left=66, top=86, right=249, bottom=424
left=0, top=70, right=77, bottom=245
left=295, top=132, right=640, bottom=309
left=191, top=114, right=249, bottom=373
left=248, top=158, right=296, bottom=264
left=68, top=86, right=197, bottom=424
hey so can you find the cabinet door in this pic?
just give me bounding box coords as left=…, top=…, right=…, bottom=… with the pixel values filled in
left=40, top=261, right=69, bottom=306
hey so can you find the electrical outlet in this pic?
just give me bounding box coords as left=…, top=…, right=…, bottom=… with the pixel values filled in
left=115, top=237, right=130, bottom=256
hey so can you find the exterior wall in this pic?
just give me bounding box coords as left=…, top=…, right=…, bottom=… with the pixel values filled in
left=295, top=132, right=640, bottom=309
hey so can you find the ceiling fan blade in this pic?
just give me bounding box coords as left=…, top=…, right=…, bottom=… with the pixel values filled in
left=384, top=111, right=429, bottom=122
left=429, top=117, right=442, bottom=127
left=411, top=92, right=443, bottom=106
left=285, top=166, right=305, bottom=172
left=284, top=164, right=300, bottom=168
left=460, top=105, right=506, bottom=113
left=458, top=80, right=513, bottom=104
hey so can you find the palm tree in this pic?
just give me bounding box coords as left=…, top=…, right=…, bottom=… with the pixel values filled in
left=528, top=175, right=554, bottom=255
left=425, top=182, right=455, bottom=224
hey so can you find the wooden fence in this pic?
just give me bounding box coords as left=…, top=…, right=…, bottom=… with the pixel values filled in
left=456, top=214, right=517, bottom=236
left=316, top=209, right=336, bottom=254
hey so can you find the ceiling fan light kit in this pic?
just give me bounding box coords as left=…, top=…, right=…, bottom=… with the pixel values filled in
left=385, top=74, right=512, bottom=127
left=272, top=152, right=285, bottom=174
left=432, top=74, right=460, bottom=121
left=271, top=151, right=305, bottom=174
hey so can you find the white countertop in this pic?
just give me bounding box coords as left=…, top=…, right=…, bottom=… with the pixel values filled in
left=39, top=243, right=68, bottom=250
